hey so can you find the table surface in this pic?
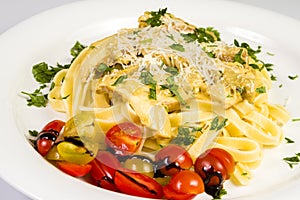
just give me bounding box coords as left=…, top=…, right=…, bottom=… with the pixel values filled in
left=1, top=0, right=300, bottom=199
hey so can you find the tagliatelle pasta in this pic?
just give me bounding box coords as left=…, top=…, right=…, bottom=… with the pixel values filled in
left=47, top=10, right=290, bottom=186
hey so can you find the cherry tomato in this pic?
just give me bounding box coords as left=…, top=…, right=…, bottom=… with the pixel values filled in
left=205, top=148, right=235, bottom=176
left=155, top=144, right=193, bottom=176
left=90, top=151, right=121, bottom=191
left=163, top=184, right=196, bottom=200
left=114, top=170, right=163, bottom=199
left=164, top=170, right=204, bottom=200
left=105, top=122, right=142, bottom=156
left=36, top=120, right=65, bottom=156
left=42, top=120, right=65, bottom=132
left=194, top=148, right=235, bottom=186
left=56, top=161, right=91, bottom=177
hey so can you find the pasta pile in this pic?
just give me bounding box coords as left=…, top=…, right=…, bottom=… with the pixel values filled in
left=48, top=10, right=290, bottom=185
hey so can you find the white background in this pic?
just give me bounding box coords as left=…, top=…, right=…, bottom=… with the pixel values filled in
left=0, top=0, right=300, bottom=199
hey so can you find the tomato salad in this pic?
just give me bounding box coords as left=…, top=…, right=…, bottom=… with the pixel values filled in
left=34, top=120, right=235, bottom=200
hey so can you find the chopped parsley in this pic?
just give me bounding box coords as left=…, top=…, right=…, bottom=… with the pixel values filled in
left=234, top=49, right=246, bottom=65
left=283, top=153, right=300, bottom=168
left=22, top=41, right=86, bottom=107
left=288, top=75, right=298, bottom=80
left=234, top=39, right=261, bottom=61
left=21, top=84, right=48, bottom=107
left=139, top=71, right=157, bottom=100
left=163, top=66, right=179, bottom=75
left=292, top=118, right=300, bottom=122
left=28, top=129, right=39, bottom=137
left=210, top=116, right=228, bottom=131
left=255, top=86, right=266, bottom=94
left=182, top=27, right=221, bottom=43
left=213, top=188, right=227, bottom=199
left=161, top=76, right=186, bottom=105
left=172, top=127, right=196, bottom=146
left=169, top=43, right=185, bottom=52
left=97, top=63, right=113, bottom=74
left=145, top=8, right=167, bottom=27
left=112, top=75, right=128, bottom=86
left=285, top=137, right=295, bottom=144
left=70, top=41, right=86, bottom=61
left=270, top=74, right=277, bottom=81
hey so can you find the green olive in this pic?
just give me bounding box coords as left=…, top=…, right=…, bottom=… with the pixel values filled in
left=123, top=156, right=154, bottom=177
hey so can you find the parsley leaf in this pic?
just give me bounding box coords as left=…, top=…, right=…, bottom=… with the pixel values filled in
left=172, top=127, right=196, bottom=146
left=283, top=153, right=300, bottom=168
left=28, top=130, right=39, bottom=137
left=292, top=118, right=300, bottom=122
left=112, top=75, right=127, bottom=86
left=288, top=75, right=298, bottom=80
left=70, top=41, right=86, bottom=60
left=21, top=84, right=48, bottom=107
left=145, top=8, right=167, bottom=27
left=169, top=43, right=185, bottom=52
left=161, top=76, right=187, bottom=105
left=32, top=62, right=61, bottom=84
left=285, top=137, right=295, bottom=144
left=255, top=86, right=266, bottom=94
left=210, top=116, right=228, bottom=131
left=139, top=71, right=157, bottom=100
left=163, top=66, right=179, bottom=75
left=234, top=49, right=246, bottom=65
left=234, top=39, right=261, bottom=61
left=182, top=27, right=220, bottom=43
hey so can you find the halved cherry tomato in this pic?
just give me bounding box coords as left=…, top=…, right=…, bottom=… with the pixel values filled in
left=36, top=120, right=65, bottom=156
left=56, top=161, right=91, bottom=177
left=42, top=120, right=65, bottom=132
left=90, top=151, right=121, bottom=191
left=155, top=144, right=193, bottom=176
left=205, top=148, right=235, bottom=176
left=114, top=170, right=163, bottom=199
left=164, top=170, right=204, bottom=200
left=194, top=148, right=235, bottom=186
left=163, top=184, right=196, bottom=200
left=105, top=122, right=142, bottom=156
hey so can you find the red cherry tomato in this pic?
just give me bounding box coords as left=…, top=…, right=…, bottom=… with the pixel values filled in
left=56, top=161, right=91, bottom=177
left=105, top=122, right=142, bottom=155
left=36, top=120, right=65, bottom=156
left=163, top=184, right=196, bottom=200
left=42, top=120, right=65, bottom=132
left=90, top=151, right=121, bottom=191
left=194, top=148, right=235, bottom=186
left=155, top=144, right=193, bottom=176
left=205, top=148, right=235, bottom=176
left=169, top=170, right=204, bottom=194
left=114, top=170, right=163, bottom=199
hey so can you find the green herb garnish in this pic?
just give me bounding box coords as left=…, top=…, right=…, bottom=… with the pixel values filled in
left=213, top=188, right=227, bottom=199
left=139, top=71, right=157, bottom=100
left=145, top=8, right=167, bottom=27
left=210, top=116, right=228, bottom=131
left=70, top=41, right=86, bottom=61
left=21, top=84, right=48, bottom=107
left=283, top=153, right=300, bottom=168
left=288, top=75, right=298, bottom=80
left=169, top=43, right=185, bottom=52
left=285, top=137, right=295, bottom=144
left=163, top=66, right=179, bottom=75
left=172, top=127, right=196, bottom=146
left=292, top=118, right=300, bottom=122
left=234, top=39, right=261, bottom=61
left=255, top=86, right=266, bottom=94
left=234, top=49, right=246, bottom=65
left=182, top=27, right=220, bottom=43
left=112, top=75, right=128, bottom=86
left=28, top=130, right=39, bottom=137
left=161, top=76, right=186, bottom=105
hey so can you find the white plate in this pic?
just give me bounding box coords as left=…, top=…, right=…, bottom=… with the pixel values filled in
left=1, top=0, right=300, bottom=199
